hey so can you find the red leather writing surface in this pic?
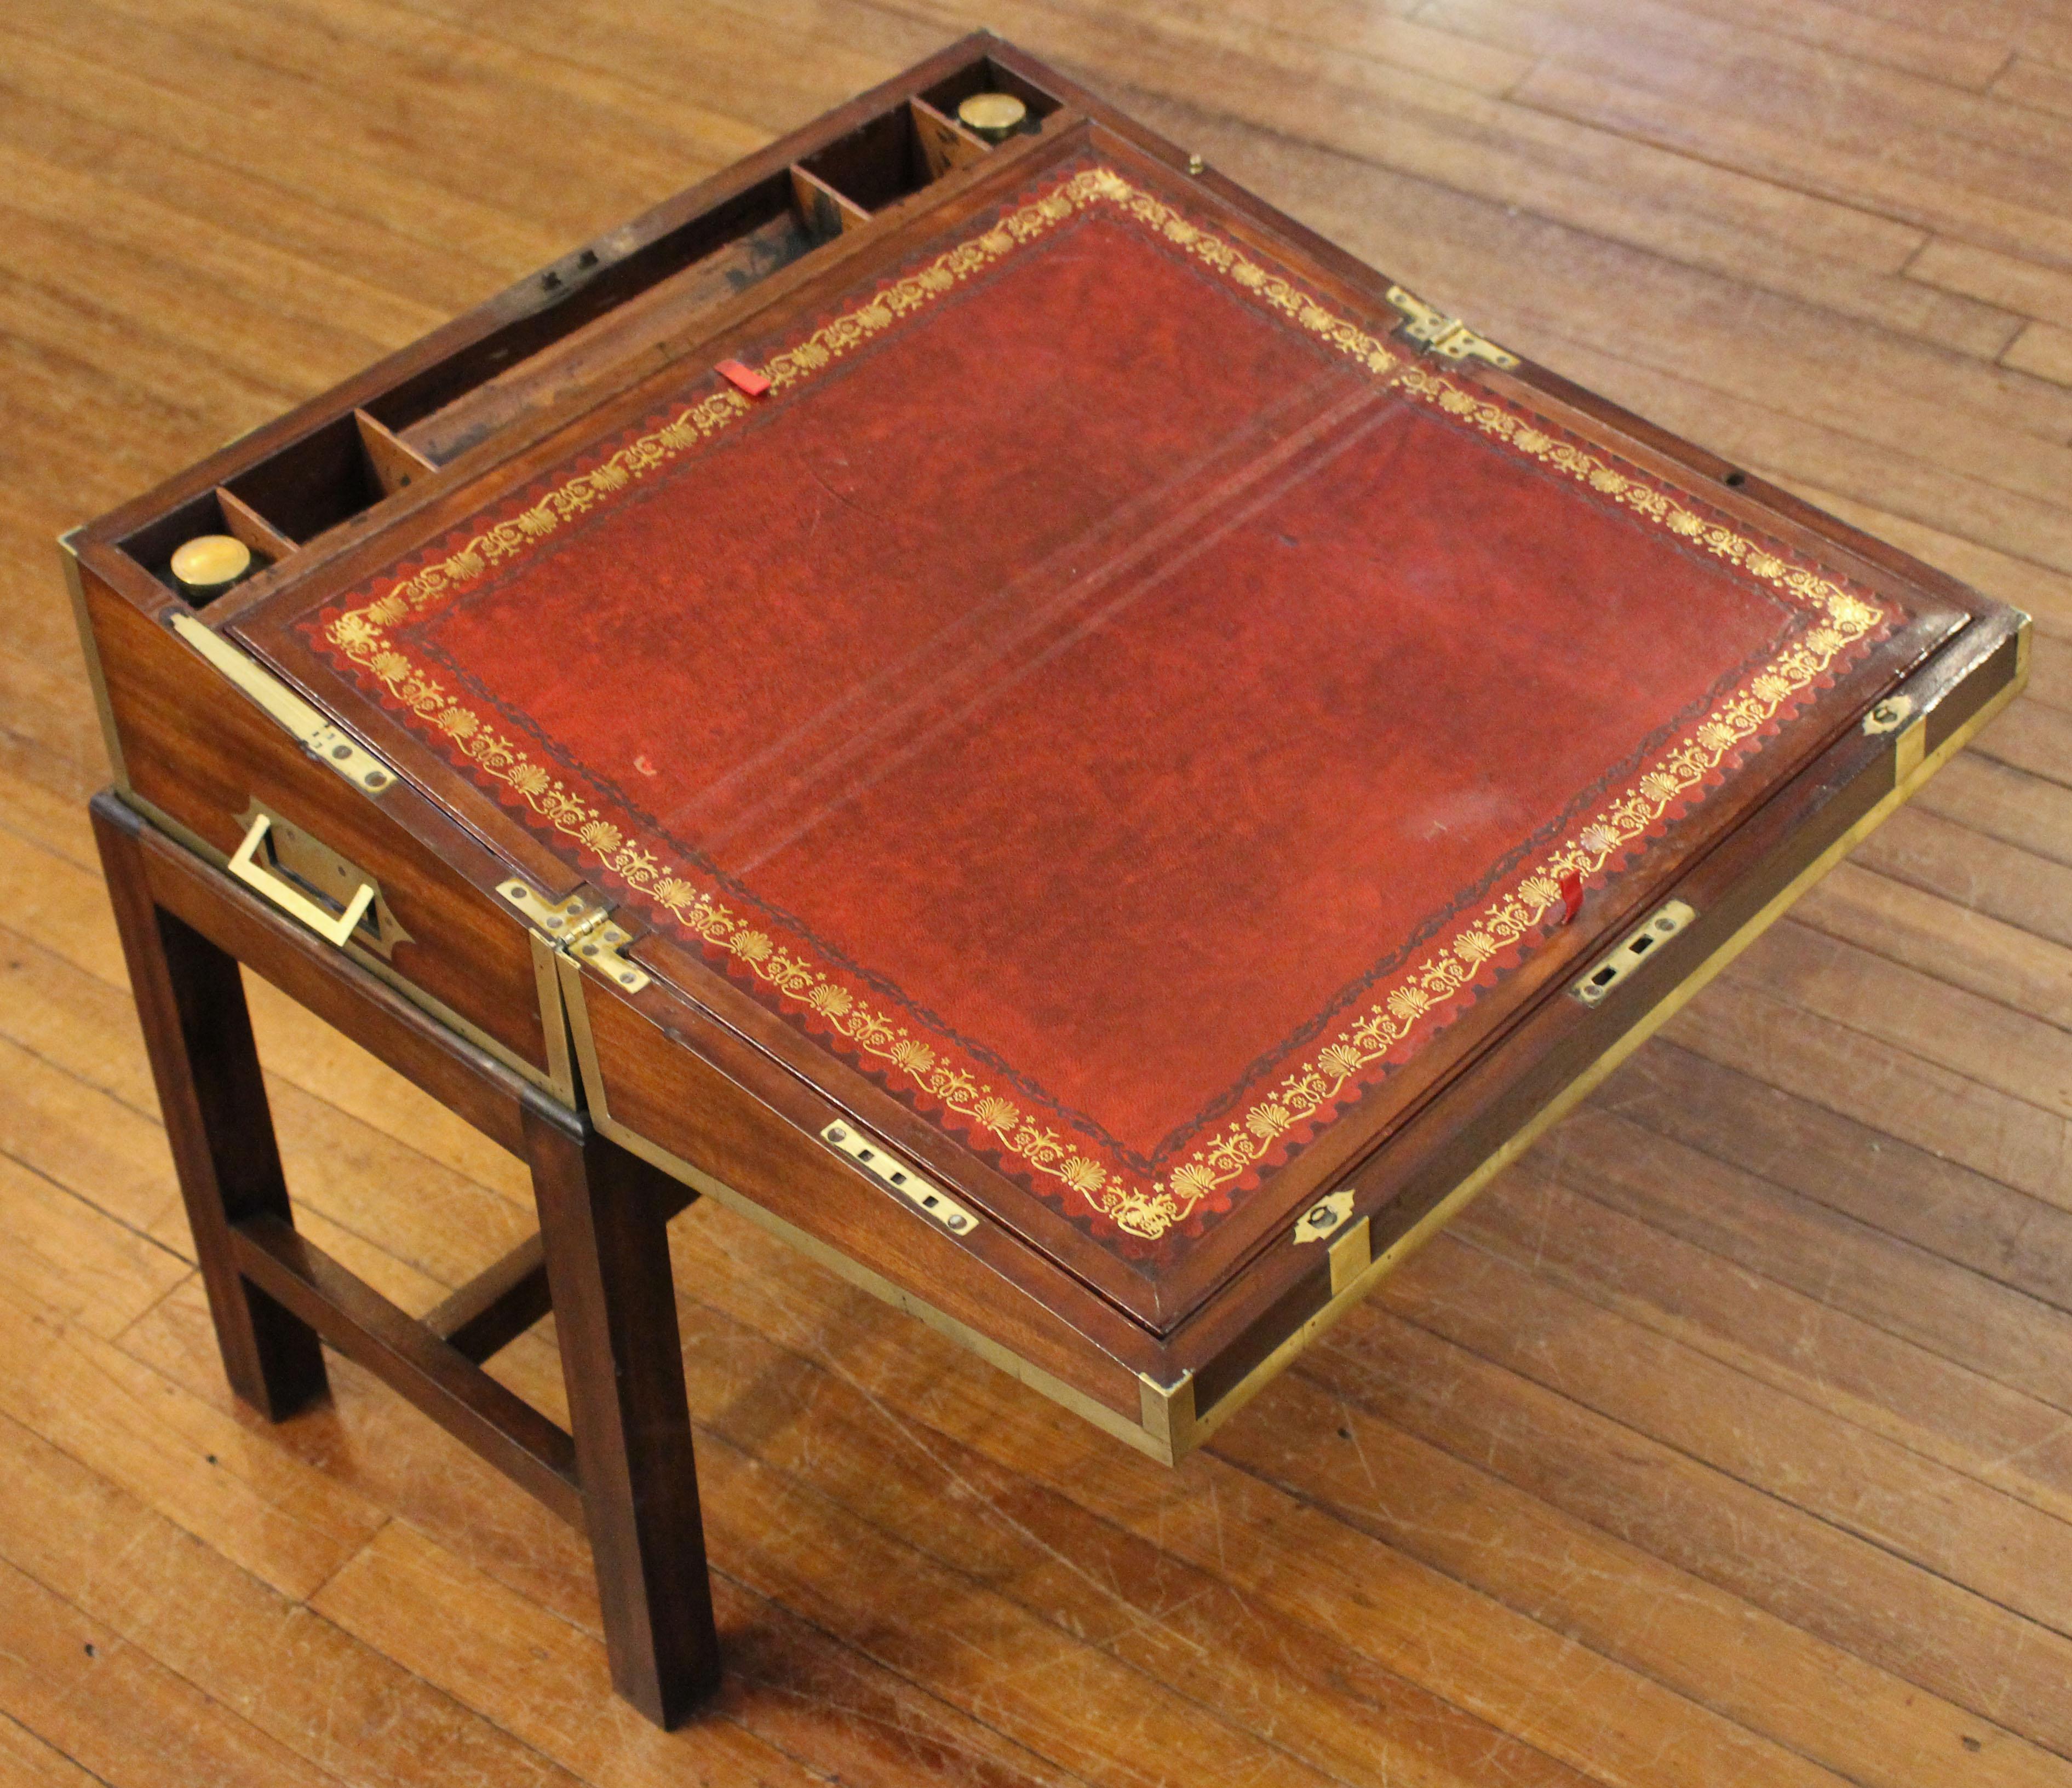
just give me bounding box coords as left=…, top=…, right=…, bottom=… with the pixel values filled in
left=308, top=162, right=1895, bottom=1258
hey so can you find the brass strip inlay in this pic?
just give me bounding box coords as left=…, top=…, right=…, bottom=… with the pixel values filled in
left=169, top=613, right=394, bottom=794
left=1177, top=664, right=2024, bottom=1458
left=59, top=528, right=131, bottom=796
left=555, top=955, right=1175, bottom=1463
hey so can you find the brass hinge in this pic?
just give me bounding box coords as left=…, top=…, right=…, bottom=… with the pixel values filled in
left=497, top=877, right=651, bottom=993
left=1385, top=284, right=1519, bottom=369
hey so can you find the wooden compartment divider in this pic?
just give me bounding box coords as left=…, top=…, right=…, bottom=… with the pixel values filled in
left=789, top=165, right=871, bottom=241
left=212, top=487, right=295, bottom=564
left=95, top=37, right=1071, bottom=601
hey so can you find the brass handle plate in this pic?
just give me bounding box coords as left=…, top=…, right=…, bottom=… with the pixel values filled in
left=228, top=812, right=376, bottom=947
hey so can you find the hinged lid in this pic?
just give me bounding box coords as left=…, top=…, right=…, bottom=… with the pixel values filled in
left=223, top=121, right=1970, bottom=1330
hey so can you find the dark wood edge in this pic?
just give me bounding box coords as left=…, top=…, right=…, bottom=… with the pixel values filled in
left=232, top=1213, right=584, bottom=1525
left=422, top=1234, right=553, bottom=1364
left=107, top=789, right=546, bottom=1157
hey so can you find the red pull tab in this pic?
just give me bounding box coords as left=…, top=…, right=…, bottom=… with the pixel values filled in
left=718, top=359, right=771, bottom=397
left=1558, top=872, right=1585, bottom=925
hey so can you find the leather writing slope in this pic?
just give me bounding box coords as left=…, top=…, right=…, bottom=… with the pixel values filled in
left=235, top=139, right=1961, bottom=1315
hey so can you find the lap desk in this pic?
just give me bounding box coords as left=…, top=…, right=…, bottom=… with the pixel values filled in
left=62, top=37, right=2027, bottom=1724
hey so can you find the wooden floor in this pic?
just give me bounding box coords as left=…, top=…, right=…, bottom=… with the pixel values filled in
left=3, top=1, right=2072, bottom=1783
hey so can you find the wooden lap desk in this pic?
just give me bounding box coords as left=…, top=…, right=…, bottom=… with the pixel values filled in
left=60, top=37, right=2028, bottom=1727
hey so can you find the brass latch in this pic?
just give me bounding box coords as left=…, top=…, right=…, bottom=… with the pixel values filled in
left=1385, top=285, right=1519, bottom=369
left=1571, top=899, right=1696, bottom=1007
left=822, top=1121, right=978, bottom=1235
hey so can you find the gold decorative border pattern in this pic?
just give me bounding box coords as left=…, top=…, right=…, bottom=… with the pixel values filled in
left=323, top=165, right=1889, bottom=1243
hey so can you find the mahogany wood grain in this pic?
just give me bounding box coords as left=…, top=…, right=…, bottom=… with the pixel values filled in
left=422, top=1234, right=552, bottom=1363
left=91, top=794, right=328, bottom=1422
left=525, top=1105, right=720, bottom=1727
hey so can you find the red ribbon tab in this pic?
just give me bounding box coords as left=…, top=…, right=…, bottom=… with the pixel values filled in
left=1558, top=872, right=1585, bottom=925
left=718, top=359, right=771, bottom=397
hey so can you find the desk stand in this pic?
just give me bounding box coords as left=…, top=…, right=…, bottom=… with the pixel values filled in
left=91, top=791, right=719, bottom=1727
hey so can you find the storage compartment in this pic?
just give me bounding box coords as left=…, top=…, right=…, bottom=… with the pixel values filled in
left=118, top=486, right=286, bottom=606
left=381, top=95, right=1021, bottom=468
left=369, top=173, right=815, bottom=456
left=920, top=58, right=1063, bottom=131
left=111, top=49, right=1072, bottom=593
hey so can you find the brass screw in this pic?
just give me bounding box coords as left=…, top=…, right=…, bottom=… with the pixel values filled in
left=1187, top=152, right=1205, bottom=175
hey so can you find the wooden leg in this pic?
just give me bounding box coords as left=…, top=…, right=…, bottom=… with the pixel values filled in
left=526, top=1103, right=720, bottom=1726
left=91, top=795, right=328, bottom=1421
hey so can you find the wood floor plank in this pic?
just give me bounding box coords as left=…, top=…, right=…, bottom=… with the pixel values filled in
left=1597, top=1041, right=2072, bottom=1325
left=1994, top=53, right=2072, bottom=119
left=1456, top=1159, right=2072, bottom=1521
left=2030, top=633, right=2072, bottom=709
left=1514, top=54, right=2072, bottom=269
left=124, top=1291, right=1103, bottom=1788
left=0, top=1277, right=388, bottom=1603
left=2007, top=320, right=2072, bottom=388
left=1438, top=0, right=2072, bottom=180
left=1602, top=0, right=2013, bottom=89
left=313, top=1522, right=1081, bottom=1788
left=1723, top=917, right=2072, bottom=1124
left=0, top=26, right=560, bottom=281
left=1912, top=753, right=2072, bottom=870
left=0, top=1559, right=339, bottom=1788
left=322, top=1421, right=1378, bottom=1788
left=8, top=0, right=691, bottom=246
left=1791, top=860, right=2072, bottom=1026
left=1908, top=235, right=2072, bottom=331
left=642, top=1210, right=1861, bottom=1788
left=1850, top=807, right=2072, bottom=956
left=1213, top=1376, right=2067, bottom=1788
left=0, top=1152, right=187, bottom=1344
left=0, top=1408, right=581, bottom=1788
left=135, top=1279, right=1589, bottom=1788
left=1664, top=973, right=2072, bottom=1212
left=649, top=1186, right=2072, bottom=1773
left=1303, top=1292, right=2072, bottom=1755
left=1381, top=1231, right=2072, bottom=1638
left=0, top=1712, right=104, bottom=1788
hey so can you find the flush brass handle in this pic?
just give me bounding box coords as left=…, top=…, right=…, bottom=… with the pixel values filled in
left=228, top=812, right=375, bottom=947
